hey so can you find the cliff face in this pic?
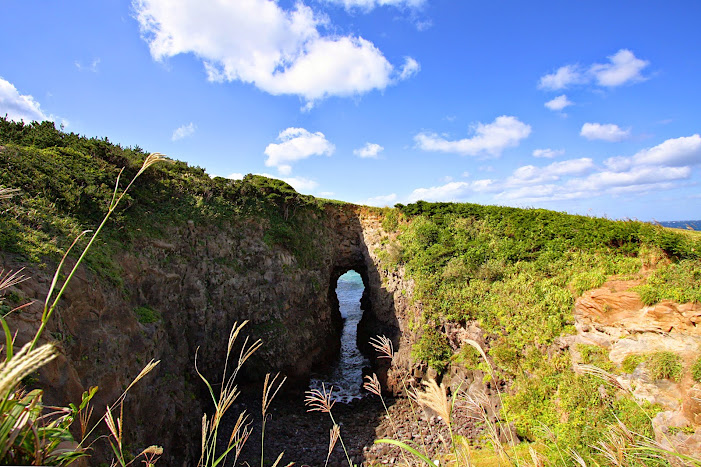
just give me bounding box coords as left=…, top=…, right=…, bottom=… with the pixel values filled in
left=2, top=203, right=411, bottom=464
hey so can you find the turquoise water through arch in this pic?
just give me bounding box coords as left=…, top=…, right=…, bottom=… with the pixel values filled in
left=309, top=270, right=370, bottom=403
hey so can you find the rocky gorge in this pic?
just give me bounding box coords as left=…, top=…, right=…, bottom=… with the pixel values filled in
left=2, top=121, right=701, bottom=465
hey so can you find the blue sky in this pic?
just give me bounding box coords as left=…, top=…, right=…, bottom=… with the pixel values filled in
left=2, top=0, right=700, bottom=221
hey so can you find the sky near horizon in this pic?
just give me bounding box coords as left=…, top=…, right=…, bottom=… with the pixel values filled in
left=2, top=1, right=700, bottom=221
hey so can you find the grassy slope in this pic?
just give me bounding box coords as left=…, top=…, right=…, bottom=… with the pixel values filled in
left=0, top=118, right=340, bottom=282
left=3, top=119, right=701, bottom=462
left=378, top=201, right=700, bottom=460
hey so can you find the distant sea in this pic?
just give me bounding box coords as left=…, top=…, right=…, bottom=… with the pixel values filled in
left=657, top=220, right=701, bottom=231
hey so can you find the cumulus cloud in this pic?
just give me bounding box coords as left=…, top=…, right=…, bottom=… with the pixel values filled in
left=172, top=122, right=196, bottom=141
left=226, top=173, right=244, bottom=180
left=407, top=134, right=699, bottom=206
left=538, top=65, right=585, bottom=90
left=532, top=148, right=564, bottom=159
left=264, top=127, right=334, bottom=173
left=408, top=181, right=471, bottom=202
left=362, top=193, right=397, bottom=207
left=604, top=135, right=701, bottom=171
left=508, top=158, right=594, bottom=185
left=353, top=142, right=384, bottom=158
left=538, top=49, right=649, bottom=90
left=590, top=49, right=649, bottom=87
left=322, top=0, right=425, bottom=11
left=414, top=115, right=531, bottom=157
left=0, top=77, right=49, bottom=123
left=133, top=0, right=418, bottom=107
left=580, top=122, right=631, bottom=142
left=544, top=94, right=573, bottom=111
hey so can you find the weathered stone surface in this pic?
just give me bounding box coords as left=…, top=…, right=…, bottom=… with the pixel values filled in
left=569, top=278, right=701, bottom=459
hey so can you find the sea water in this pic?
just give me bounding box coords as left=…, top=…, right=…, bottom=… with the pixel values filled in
left=309, top=270, right=370, bottom=404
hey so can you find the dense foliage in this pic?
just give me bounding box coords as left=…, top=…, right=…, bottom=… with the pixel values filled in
left=0, top=118, right=338, bottom=277
left=384, top=200, right=701, bottom=461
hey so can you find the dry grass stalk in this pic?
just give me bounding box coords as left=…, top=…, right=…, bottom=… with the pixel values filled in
left=261, top=373, right=286, bottom=467
left=325, top=424, right=341, bottom=466
left=0, top=343, right=57, bottom=395
left=0, top=187, right=20, bottom=200
left=370, top=335, right=394, bottom=359
left=415, top=379, right=451, bottom=426
left=363, top=373, right=382, bottom=397
left=0, top=268, right=27, bottom=292
left=305, top=383, right=336, bottom=413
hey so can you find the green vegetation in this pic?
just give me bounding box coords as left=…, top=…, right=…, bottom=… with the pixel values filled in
left=622, top=354, right=646, bottom=373
left=375, top=200, right=701, bottom=461
left=0, top=118, right=342, bottom=278
left=646, top=351, right=683, bottom=381
left=134, top=305, right=161, bottom=324
left=692, top=356, right=701, bottom=382
left=634, top=259, right=701, bottom=305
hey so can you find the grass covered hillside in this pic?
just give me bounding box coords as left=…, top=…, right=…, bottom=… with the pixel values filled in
left=2, top=118, right=701, bottom=465
left=0, top=117, right=340, bottom=280
left=377, top=200, right=701, bottom=460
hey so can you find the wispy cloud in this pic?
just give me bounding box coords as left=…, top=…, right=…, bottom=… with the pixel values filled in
left=172, top=122, right=196, bottom=141
left=75, top=58, right=101, bottom=73
left=532, top=148, right=565, bottom=159
left=538, top=49, right=649, bottom=91
left=580, top=122, right=631, bottom=142
left=353, top=142, right=384, bottom=158
left=407, top=135, right=700, bottom=205
left=544, top=94, right=573, bottom=112
left=321, top=0, right=425, bottom=11
left=361, top=193, right=397, bottom=206
left=414, top=115, right=531, bottom=157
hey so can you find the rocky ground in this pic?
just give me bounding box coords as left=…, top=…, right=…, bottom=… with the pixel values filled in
left=220, top=390, right=483, bottom=467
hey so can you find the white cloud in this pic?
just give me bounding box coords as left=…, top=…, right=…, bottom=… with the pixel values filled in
left=0, top=77, right=49, bottom=123
left=630, top=134, right=701, bottom=167
left=604, top=134, right=701, bottom=171
left=538, top=65, right=585, bottom=90
left=508, top=158, right=594, bottom=185
left=322, top=0, right=425, bottom=11
left=264, top=127, right=334, bottom=172
left=133, top=0, right=418, bottom=107
left=414, top=115, right=531, bottom=157
left=353, top=142, right=384, bottom=158
left=590, top=49, right=649, bottom=87
left=362, top=193, right=398, bottom=207
left=75, top=58, right=101, bottom=73
left=398, top=57, right=420, bottom=80
left=226, top=173, right=244, bottom=180
left=172, top=122, right=196, bottom=141
left=538, top=49, right=649, bottom=90
left=408, top=181, right=470, bottom=202
left=544, top=94, right=573, bottom=111
left=532, top=148, right=564, bottom=159
left=580, top=122, right=631, bottom=142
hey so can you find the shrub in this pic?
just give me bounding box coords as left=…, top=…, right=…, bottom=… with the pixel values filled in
left=411, top=327, right=452, bottom=373
left=646, top=351, right=682, bottom=381
left=134, top=305, right=160, bottom=324
left=691, top=356, right=701, bottom=382
left=621, top=354, right=645, bottom=373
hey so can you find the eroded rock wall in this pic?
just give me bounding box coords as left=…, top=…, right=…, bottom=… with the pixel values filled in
left=2, top=204, right=413, bottom=465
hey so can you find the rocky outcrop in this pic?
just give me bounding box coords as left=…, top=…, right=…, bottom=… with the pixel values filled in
left=567, top=278, right=701, bottom=458
left=1, top=204, right=409, bottom=465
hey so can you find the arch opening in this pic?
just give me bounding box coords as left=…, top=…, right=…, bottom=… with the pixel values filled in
left=310, top=268, right=371, bottom=403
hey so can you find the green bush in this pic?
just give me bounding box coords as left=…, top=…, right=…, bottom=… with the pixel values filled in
left=411, top=327, right=452, bottom=373
left=621, top=354, right=645, bottom=373
left=646, top=351, right=682, bottom=381
left=134, top=305, right=160, bottom=324
left=691, top=356, right=701, bottom=382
